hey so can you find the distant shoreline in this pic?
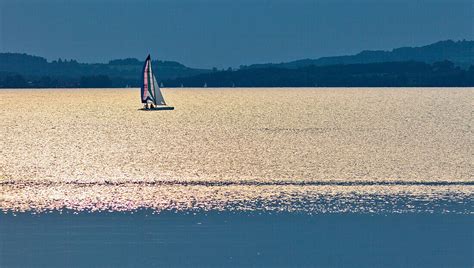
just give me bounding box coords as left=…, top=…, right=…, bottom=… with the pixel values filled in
left=1, top=40, right=473, bottom=88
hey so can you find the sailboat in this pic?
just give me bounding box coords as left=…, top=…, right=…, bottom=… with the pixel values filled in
left=140, top=55, right=174, bottom=111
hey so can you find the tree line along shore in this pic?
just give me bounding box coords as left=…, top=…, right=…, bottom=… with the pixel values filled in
left=1, top=60, right=473, bottom=88
left=1, top=40, right=473, bottom=88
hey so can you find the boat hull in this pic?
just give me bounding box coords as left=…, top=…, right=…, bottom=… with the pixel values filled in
left=139, top=106, right=175, bottom=111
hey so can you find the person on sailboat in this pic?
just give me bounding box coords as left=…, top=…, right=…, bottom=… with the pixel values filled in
left=143, top=101, right=155, bottom=109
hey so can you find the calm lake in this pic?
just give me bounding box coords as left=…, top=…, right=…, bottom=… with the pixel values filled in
left=1, top=88, right=472, bottom=267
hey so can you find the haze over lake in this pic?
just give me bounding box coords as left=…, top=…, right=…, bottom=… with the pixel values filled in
left=1, top=88, right=472, bottom=214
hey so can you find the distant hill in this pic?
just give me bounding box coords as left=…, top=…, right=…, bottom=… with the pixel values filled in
left=242, top=40, right=474, bottom=70
left=0, top=53, right=211, bottom=82
left=1, top=39, right=473, bottom=88
left=165, top=61, right=474, bottom=87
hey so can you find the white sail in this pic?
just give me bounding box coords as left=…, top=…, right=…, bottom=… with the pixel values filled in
left=153, top=75, right=166, bottom=105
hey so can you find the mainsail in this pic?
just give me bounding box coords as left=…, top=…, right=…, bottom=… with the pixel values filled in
left=141, top=55, right=166, bottom=105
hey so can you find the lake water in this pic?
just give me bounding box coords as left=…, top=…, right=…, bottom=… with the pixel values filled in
left=1, top=88, right=472, bottom=213
left=2, top=212, right=472, bottom=267
left=0, top=88, right=473, bottom=266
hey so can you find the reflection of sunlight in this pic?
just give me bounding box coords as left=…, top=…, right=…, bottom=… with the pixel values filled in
left=1, top=183, right=472, bottom=214
left=1, top=89, right=473, bottom=213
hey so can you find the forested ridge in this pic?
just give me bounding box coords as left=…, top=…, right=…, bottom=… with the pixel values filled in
left=1, top=40, right=473, bottom=88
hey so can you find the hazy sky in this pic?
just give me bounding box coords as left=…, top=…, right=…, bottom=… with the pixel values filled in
left=0, top=0, right=472, bottom=68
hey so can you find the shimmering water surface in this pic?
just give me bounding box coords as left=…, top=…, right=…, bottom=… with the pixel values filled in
left=1, top=88, right=473, bottom=213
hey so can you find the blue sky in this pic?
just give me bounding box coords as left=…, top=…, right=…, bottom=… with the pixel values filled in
left=0, top=0, right=472, bottom=68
